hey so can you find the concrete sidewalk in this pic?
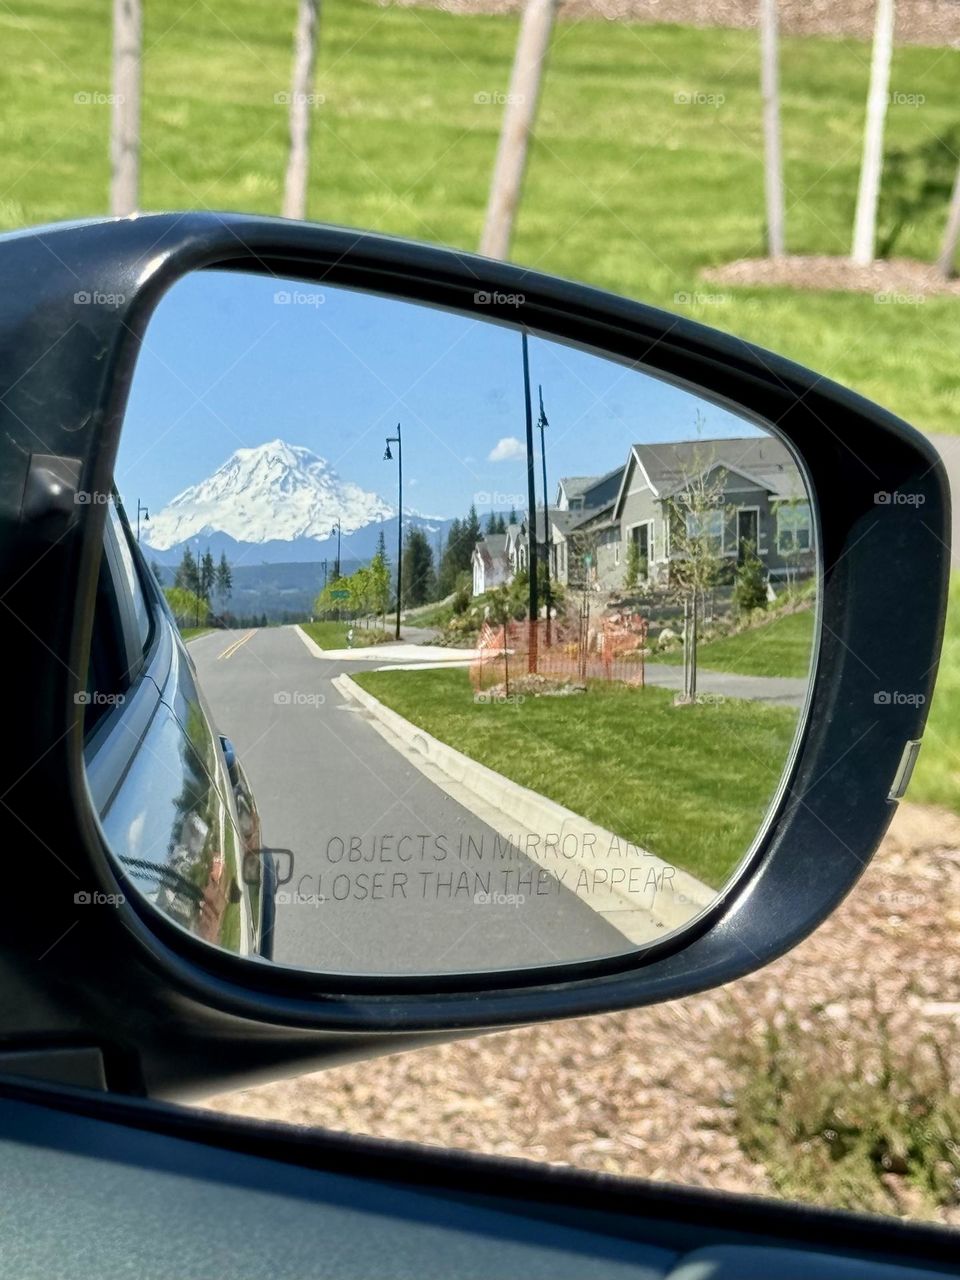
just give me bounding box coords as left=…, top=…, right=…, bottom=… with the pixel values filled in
left=296, top=625, right=479, bottom=665
left=334, top=672, right=716, bottom=940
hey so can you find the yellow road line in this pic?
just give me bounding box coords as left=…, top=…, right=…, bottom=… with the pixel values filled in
left=217, top=630, right=256, bottom=661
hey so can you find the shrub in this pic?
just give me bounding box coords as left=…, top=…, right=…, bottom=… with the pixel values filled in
left=734, top=542, right=768, bottom=615
left=725, top=1001, right=960, bottom=1216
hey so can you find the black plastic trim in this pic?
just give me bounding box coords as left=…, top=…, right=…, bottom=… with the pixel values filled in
left=0, top=213, right=948, bottom=1095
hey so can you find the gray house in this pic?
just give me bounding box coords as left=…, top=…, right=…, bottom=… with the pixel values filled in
left=551, top=465, right=625, bottom=588
left=610, top=435, right=812, bottom=588
left=472, top=435, right=811, bottom=599
left=471, top=533, right=511, bottom=596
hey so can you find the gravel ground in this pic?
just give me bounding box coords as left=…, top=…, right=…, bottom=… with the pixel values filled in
left=378, top=0, right=960, bottom=47
left=203, top=801, right=960, bottom=1223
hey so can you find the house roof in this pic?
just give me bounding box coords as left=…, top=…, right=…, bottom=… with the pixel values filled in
left=557, top=464, right=626, bottom=509
left=549, top=504, right=613, bottom=537
left=473, top=533, right=512, bottom=572
left=570, top=501, right=617, bottom=531
left=557, top=475, right=597, bottom=504
left=614, top=435, right=803, bottom=517
left=517, top=509, right=550, bottom=541
left=480, top=533, right=508, bottom=557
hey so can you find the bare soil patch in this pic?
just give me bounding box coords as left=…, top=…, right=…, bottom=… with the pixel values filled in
left=203, top=802, right=960, bottom=1224
left=702, top=254, right=960, bottom=297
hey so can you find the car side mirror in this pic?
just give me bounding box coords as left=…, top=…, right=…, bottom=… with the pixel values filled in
left=0, top=214, right=948, bottom=1098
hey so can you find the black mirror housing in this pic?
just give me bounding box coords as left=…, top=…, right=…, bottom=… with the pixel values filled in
left=0, top=214, right=948, bottom=1098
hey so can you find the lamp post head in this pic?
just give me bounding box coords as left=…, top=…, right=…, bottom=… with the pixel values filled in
left=538, top=384, right=549, bottom=429
left=383, top=442, right=393, bottom=461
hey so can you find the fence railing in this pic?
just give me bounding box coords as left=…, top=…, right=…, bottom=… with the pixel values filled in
left=471, top=613, right=649, bottom=692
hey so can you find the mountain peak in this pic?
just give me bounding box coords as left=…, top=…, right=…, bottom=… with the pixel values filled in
left=143, top=439, right=395, bottom=551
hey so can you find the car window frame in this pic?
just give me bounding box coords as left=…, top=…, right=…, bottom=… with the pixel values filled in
left=102, top=495, right=155, bottom=686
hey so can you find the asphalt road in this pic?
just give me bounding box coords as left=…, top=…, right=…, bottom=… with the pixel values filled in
left=189, top=627, right=629, bottom=976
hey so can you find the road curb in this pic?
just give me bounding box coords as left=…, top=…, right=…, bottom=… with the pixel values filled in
left=333, top=673, right=715, bottom=931
left=294, top=624, right=327, bottom=659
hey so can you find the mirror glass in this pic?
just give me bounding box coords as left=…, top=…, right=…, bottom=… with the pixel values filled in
left=86, top=270, right=818, bottom=978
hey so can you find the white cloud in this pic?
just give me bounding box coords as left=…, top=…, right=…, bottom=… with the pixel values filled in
left=488, top=436, right=525, bottom=463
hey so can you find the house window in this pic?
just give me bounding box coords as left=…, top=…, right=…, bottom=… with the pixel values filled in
left=777, top=502, right=812, bottom=554
left=684, top=508, right=723, bottom=553
left=614, top=540, right=620, bottom=565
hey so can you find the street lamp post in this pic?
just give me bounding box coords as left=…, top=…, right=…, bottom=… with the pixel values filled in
left=521, top=333, right=538, bottom=673
left=537, top=383, right=552, bottom=644
left=384, top=423, right=403, bottom=641
left=331, top=517, right=342, bottom=581
left=136, top=499, right=149, bottom=543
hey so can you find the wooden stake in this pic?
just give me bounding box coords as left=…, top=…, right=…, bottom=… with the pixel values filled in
left=479, top=0, right=560, bottom=260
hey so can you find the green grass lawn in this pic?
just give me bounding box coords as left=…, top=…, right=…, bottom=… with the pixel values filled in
left=355, top=667, right=799, bottom=887
left=300, top=620, right=389, bottom=649
left=179, top=626, right=214, bottom=642
left=1, top=1, right=959, bottom=429
left=4, top=1, right=956, bottom=810
left=907, top=572, right=960, bottom=812
left=658, top=609, right=816, bottom=678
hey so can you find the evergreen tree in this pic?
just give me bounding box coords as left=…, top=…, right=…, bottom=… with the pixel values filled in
left=370, top=538, right=391, bottom=625
left=734, top=541, right=768, bottom=615
left=200, top=550, right=216, bottom=606
left=400, top=527, right=435, bottom=607
left=437, top=517, right=463, bottom=597
left=624, top=537, right=642, bottom=592
left=174, top=548, right=200, bottom=595
left=464, top=504, right=482, bottom=554
left=485, top=511, right=499, bottom=535
left=508, top=505, right=518, bottom=525
left=215, top=552, right=232, bottom=603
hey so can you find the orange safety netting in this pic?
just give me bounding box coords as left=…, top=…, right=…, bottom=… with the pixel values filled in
left=470, top=613, right=649, bottom=690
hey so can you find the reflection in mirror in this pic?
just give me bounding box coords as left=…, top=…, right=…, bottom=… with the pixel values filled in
left=89, top=271, right=818, bottom=977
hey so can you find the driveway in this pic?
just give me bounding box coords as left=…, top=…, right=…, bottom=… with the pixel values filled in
left=643, top=663, right=808, bottom=707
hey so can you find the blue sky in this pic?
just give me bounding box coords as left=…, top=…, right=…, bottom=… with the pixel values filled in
left=118, top=271, right=762, bottom=519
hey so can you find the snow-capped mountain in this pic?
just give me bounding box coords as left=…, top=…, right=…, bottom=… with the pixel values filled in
left=143, top=440, right=395, bottom=552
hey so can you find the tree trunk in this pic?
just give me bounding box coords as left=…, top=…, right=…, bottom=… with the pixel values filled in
left=282, top=0, right=321, bottom=221
left=851, top=0, right=895, bottom=266
left=759, top=0, right=785, bottom=258
left=479, top=0, right=560, bottom=260
left=937, top=160, right=960, bottom=280
left=110, top=0, right=141, bottom=216
left=683, top=590, right=699, bottom=701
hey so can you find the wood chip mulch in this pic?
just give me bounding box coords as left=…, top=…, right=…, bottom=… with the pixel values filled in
left=378, top=0, right=960, bottom=48
left=203, top=802, right=960, bottom=1225
left=701, top=255, right=960, bottom=297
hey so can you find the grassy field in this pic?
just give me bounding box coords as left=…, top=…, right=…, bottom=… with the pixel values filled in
left=179, top=626, right=214, bottom=642
left=300, top=620, right=389, bottom=648
left=355, top=667, right=798, bottom=887
left=1, top=1, right=959, bottom=429
left=658, top=609, right=816, bottom=678
left=907, top=573, right=960, bottom=811
left=3, top=1, right=955, bottom=808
